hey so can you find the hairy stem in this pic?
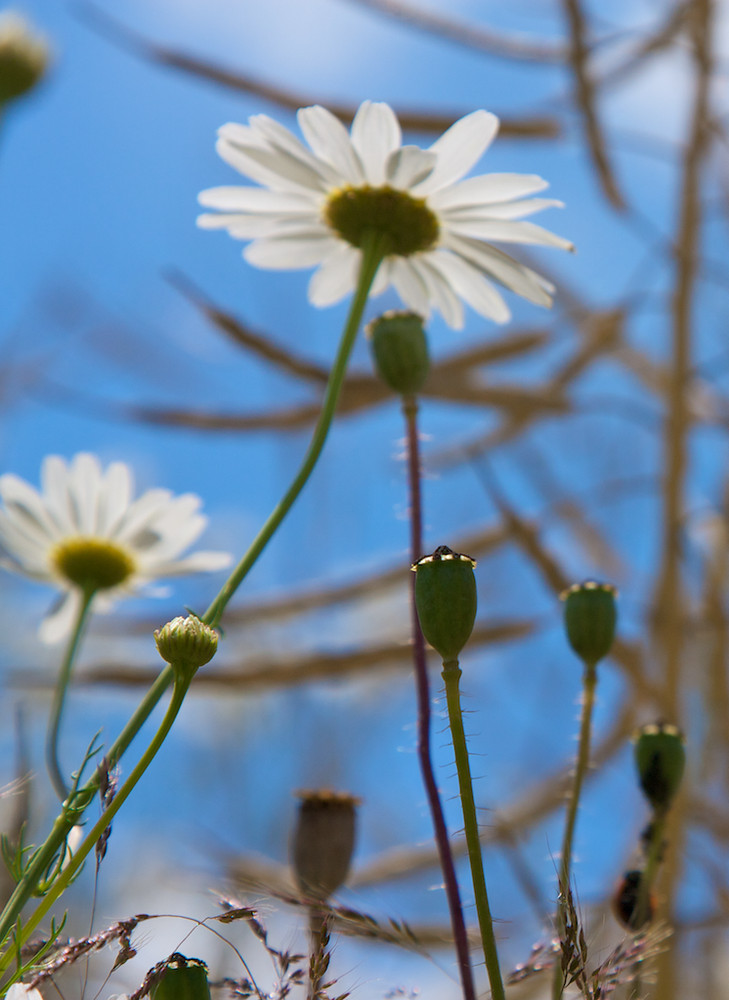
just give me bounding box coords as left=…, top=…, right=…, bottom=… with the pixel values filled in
left=442, top=660, right=505, bottom=1000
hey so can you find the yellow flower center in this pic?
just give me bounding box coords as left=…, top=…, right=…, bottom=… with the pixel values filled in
left=324, top=185, right=439, bottom=256
left=51, top=536, right=136, bottom=591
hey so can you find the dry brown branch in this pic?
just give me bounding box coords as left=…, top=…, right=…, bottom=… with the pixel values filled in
left=79, top=4, right=560, bottom=139
left=339, top=0, right=566, bottom=63
left=561, top=0, right=625, bottom=209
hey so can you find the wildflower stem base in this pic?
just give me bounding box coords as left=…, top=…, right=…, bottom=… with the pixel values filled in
left=442, top=660, right=505, bottom=1000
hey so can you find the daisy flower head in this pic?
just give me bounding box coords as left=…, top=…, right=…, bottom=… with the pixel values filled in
left=0, top=453, right=232, bottom=644
left=198, top=101, right=572, bottom=330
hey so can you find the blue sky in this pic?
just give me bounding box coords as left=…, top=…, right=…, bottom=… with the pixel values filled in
left=1, top=1, right=727, bottom=997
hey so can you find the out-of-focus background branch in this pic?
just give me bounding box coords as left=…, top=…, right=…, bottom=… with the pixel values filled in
left=1, top=1, right=728, bottom=998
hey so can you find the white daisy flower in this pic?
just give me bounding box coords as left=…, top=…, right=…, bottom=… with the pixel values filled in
left=0, top=453, right=232, bottom=644
left=198, top=101, right=572, bottom=330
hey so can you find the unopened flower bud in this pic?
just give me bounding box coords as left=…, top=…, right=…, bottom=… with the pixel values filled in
left=154, top=615, right=218, bottom=676
left=292, top=789, right=359, bottom=902
left=413, top=546, right=477, bottom=663
left=561, top=581, right=617, bottom=667
left=0, top=12, right=48, bottom=104
left=150, top=954, right=211, bottom=1000
left=634, top=722, right=685, bottom=813
left=367, top=311, right=430, bottom=396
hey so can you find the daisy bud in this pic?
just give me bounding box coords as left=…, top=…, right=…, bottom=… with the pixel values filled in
left=154, top=615, right=218, bottom=677
left=561, top=581, right=617, bottom=667
left=367, top=311, right=430, bottom=396
left=292, top=789, right=359, bottom=902
left=150, top=955, right=211, bottom=1000
left=634, top=722, right=686, bottom=813
left=413, top=546, right=477, bottom=663
left=0, top=12, right=48, bottom=104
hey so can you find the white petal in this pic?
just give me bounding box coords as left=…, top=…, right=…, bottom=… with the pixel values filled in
left=308, top=245, right=360, bottom=306
left=390, top=258, right=431, bottom=316
left=431, top=173, right=549, bottom=210
left=350, top=101, right=401, bottom=186
left=144, top=550, right=233, bottom=576
left=0, top=475, right=59, bottom=542
left=217, top=137, right=330, bottom=195
left=444, top=233, right=554, bottom=305
left=385, top=146, right=436, bottom=189
left=41, top=455, right=77, bottom=534
left=428, top=250, right=511, bottom=323
left=416, top=111, right=499, bottom=196
left=445, top=218, right=573, bottom=250
left=198, top=186, right=317, bottom=214
left=297, top=105, right=365, bottom=184
left=244, top=233, right=336, bottom=270
left=409, top=255, right=464, bottom=329
left=39, top=589, right=83, bottom=645
left=67, top=453, right=103, bottom=533
left=462, top=197, right=564, bottom=220
left=370, top=257, right=391, bottom=298
left=6, top=986, right=45, bottom=1000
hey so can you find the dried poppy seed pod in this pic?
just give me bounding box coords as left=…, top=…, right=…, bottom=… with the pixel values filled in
left=413, top=546, right=477, bottom=663
left=561, top=581, right=617, bottom=667
left=634, top=722, right=686, bottom=813
left=292, top=789, right=359, bottom=901
left=154, top=615, right=218, bottom=677
left=0, top=12, right=48, bottom=104
left=367, top=310, right=430, bottom=396
left=150, top=954, right=211, bottom=1000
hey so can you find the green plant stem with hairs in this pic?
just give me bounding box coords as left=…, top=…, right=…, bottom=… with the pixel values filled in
left=552, top=662, right=598, bottom=1000
left=45, top=587, right=96, bottom=802
left=0, top=235, right=389, bottom=968
left=202, top=230, right=390, bottom=630
left=442, top=659, right=506, bottom=1000
left=0, top=671, right=191, bottom=980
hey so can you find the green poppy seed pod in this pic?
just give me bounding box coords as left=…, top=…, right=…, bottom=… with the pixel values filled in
left=0, top=12, right=48, bottom=104
left=634, top=722, right=686, bottom=812
left=154, top=615, right=218, bottom=676
left=561, top=581, right=617, bottom=667
left=413, top=546, right=477, bottom=663
left=366, top=310, right=430, bottom=396
left=291, top=789, right=359, bottom=902
left=150, top=955, right=211, bottom=1000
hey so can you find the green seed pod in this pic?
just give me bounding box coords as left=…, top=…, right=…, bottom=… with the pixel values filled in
left=634, top=722, right=686, bottom=812
left=0, top=12, right=48, bottom=104
left=413, top=546, right=477, bottom=663
left=561, top=581, right=617, bottom=666
left=150, top=955, right=211, bottom=1000
left=154, top=615, right=218, bottom=677
left=366, top=310, right=430, bottom=396
left=292, top=789, right=359, bottom=902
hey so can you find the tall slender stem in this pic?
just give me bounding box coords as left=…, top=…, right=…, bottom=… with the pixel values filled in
left=203, top=232, right=389, bottom=629
left=442, top=661, right=505, bottom=1000
left=552, top=663, right=597, bottom=1000
left=403, top=395, right=475, bottom=1000
left=45, top=588, right=96, bottom=801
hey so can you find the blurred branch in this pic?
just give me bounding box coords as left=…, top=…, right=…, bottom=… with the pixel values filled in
left=561, top=0, right=625, bottom=209
left=77, top=4, right=561, bottom=139
left=339, top=0, right=566, bottom=63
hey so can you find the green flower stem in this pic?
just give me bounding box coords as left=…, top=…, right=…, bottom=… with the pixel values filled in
left=202, top=232, right=390, bottom=630
left=404, top=396, right=475, bottom=1000
left=0, top=673, right=190, bottom=976
left=442, top=660, right=505, bottom=1000
left=0, top=235, right=388, bottom=962
left=0, top=662, right=175, bottom=959
left=552, top=662, right=598, bottom=1000
left=45, top=587, right=96, bottom=802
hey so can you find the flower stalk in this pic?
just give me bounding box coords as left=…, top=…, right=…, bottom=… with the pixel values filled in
left=402, top=394, right=476, bottom=1000
left=442, top=659, right=506, bottom=1000
left=45, top=586, right=96, bottom=801
left=203, top=230, right=389, bottom=629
